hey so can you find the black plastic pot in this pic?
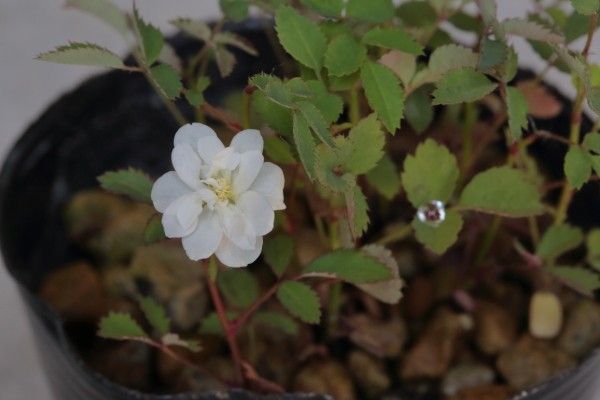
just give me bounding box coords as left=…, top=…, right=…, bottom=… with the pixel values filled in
left=1, top=19, right=599, bottom=400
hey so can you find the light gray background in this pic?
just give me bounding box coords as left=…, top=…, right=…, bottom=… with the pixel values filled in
left=0, top=1, right=598, bottom=399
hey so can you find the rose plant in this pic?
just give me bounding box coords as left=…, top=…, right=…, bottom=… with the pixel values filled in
left=36, top=0, right=600, bottom=397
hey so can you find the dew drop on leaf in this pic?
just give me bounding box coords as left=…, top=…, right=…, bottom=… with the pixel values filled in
left=416, top=200, right=446, bottom=227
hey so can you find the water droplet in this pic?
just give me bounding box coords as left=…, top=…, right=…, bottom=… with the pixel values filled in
left=416, top=200, right=446, bottom=227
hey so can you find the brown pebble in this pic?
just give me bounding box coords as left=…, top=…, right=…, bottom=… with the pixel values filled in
left=39, top=262, right=107, bottom=320
left=348, top=351, right=391, bottom=399
left=404, top=275, right=435, bottom=319
left=347, top=314, right=407, bottom=358
left=87, top=341, right=151, bottom=391
left=497, top=335, right=576, bottom=391
left=474, top=301, right=518, bottom=355
left=558, top=300, right=600, bottom=358
left=293, top=359, right=356, bottom=400
left=400, top=308, right=466, bottom=379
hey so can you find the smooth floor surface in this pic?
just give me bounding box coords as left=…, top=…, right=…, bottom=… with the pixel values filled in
left=0, top=1, right=597, bottom=399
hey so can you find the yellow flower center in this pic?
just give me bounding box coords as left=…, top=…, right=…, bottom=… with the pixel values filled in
left=212, top=175, right=234, bottom=203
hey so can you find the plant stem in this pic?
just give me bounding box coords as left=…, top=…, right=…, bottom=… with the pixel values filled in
left=204, top=257, right=244, bottom=385
left=375, top=223, right=413, bottom=246
left=554, top=13, right=597, bottom=225
left=133, top=53, right=188, bottom=126
left=473, top=215, right=501, bottom=266
left=460, top=102, right=477, bottom=176
left=242, top=90, right=252, bottom=129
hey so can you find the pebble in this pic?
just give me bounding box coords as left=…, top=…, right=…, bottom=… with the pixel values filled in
left=474, top=301, right=518, bottom=355
left=442, top=363, right=495, bottom=396
left=293, top=359, right=356, bottom=400
left=347, top=314, right=407, bottom=358
left=529, top=291, right=563, bottom=339
left=39, top=262, right=106, bottom=320
left=87, top=341, right=151, bottom=391
left=497, top=335, right=576, bottom=390
left=348, top=351, right=391, bottom=399
left=558, top=299, right=600, bottom=357
left=400, top=308, right=466, bottom=379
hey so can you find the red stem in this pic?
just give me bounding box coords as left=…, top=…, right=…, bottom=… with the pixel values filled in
left=204, top=263, right=245, bottom=385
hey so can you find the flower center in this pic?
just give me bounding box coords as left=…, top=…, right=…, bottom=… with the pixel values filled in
left=204, top=173, right=234, bottom=204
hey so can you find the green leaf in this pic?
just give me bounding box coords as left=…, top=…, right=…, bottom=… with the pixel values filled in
left=565, top=12, right=591, bottom=42
left=170, top=18, right=211, bottom=42
left=300, top=0, right=343, bottom=17
left=263, top=234, right=295, bottom=277
left=564, top=145, right=592, bottom=190
left=366, top=155, right=401, bottom=200
left=37, top=42, right=124, bottom=69
left=97, top=168, right=153, bottom=203
left=253, top=92, right=293, bottom=136
left=199, top=311, right=237, bottom=335
left=536, top=224, right=584, bottom=262
left=362, top=27, right=424, bottom=55
left=65, top=0, right=128, bottom=35
left=379, top=51, right=416, bottom=86
left=478, top=37, right=507, bottom=72
left=218, top=269, right=259, bottom=308
left=401, top=139, right=459, bottom=208
left=262, top=78, right=295, bottom=108
left=144, top=214, right=166, bottom=244
left=360, top=61, right=405, bottom=133
left=432, top=68, right=497, bottom=105
left=161, top=333, right=201, bottom=352
left=340, top=114, right=386, bottom=175
left=214, top=46, right=236, bottom=78
left=133, top=6, right=164, bottom=65
left=405, top=87, right=433, bottom=134
left=305, top=80, right=344, bottom=123
left=139, top=297, right=170, bottom=335
left=264, top=137, right=296, bottom=164
left=277, top=281, right=321, bottom=324
left=397, top=1, right=437, bottom=28
left=219, top=0, right=249, bottom=21
left=315, top=145, right=353, bottom=192
left=506, top=86, right=529, bottom=139
left=305, top=249, right=391, bottom=284
left=584, top=132, right=600, bottom=153
left=347, top=0, right=394, bottom=23
left=253, top=310, right=299, bottom=335
left=149, top=64, right=183, bottom=99
left=587, top=229, right=600, bottom=270
left=548, top=265, right=600, bottom=296
left=501, top=18, right=564, bottom=44
left=459, top=166, right=544, bottom=217
left=357, top=245, right=404, bottom=304
left=185, top=76, right=210, bottom=107
left=571, top=0, right=600, bottom=16
left=325, top=34, right=367, bottom=77
left=413, top=210, right=463, bottom=254
left=426, top=45, right=478, bottom=81
left=448, top=11, right=484, bottom=33
left=591, top=154, right=600, bottom=176
left=345, top=183, right=370, bottom=238
left=214, top=32, right=258, bottom=56
left=275, top=6, right=327, bottom=73
left=587, top=86, right=600, bottom=116
left=98, top=312, right=147, bottom=339
left=297, top=101, right=334, bottom=146
left=293, top=112, right=317, bottom=181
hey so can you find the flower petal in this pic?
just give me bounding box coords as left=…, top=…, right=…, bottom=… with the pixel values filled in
left=151, top=171, right=193, bottom=212
left=197, top=134, right=225, bottom=165
left=250, top=162, right=286, bottom=210
left=230, top=129, right=263, bottom=154
left=233, top=151, right=264, bottom=195
left=175, top=193, right=205, bottom=228
left=217, top=203, right=257, bottom=250
left=172, top=143, right=203, bottom=189
left=237, top=191, right=274, bottom=236
left=162, top=196, right=199, bottom=238
left=216, top=235, right=263, bottom=268
left=181, top=211, right=223, bottom=261
left=174, top=123, right=218, bottom=148
left=210, top=147, right=241, bottom=175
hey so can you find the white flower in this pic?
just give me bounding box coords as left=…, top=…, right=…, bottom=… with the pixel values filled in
left=151, top=123, right=285, bottom=268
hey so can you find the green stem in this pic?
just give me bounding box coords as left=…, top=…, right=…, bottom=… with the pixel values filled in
left=473, top=215, right=501, bottom=266
left=375, top=223, right=413, bottom=246
left=460, top=102, right=477, bottom=176
left=554, top=13, right=597, bottom=225
left=242, top=91, right=252, bottom=129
